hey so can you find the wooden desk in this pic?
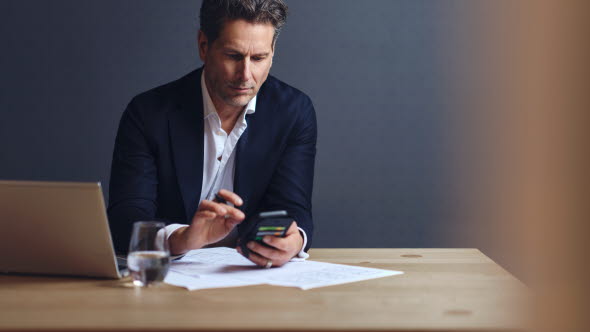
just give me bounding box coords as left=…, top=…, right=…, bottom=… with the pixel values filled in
left=0, top=249, right=529, bottom=331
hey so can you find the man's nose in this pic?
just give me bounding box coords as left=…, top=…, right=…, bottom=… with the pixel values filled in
left=236, top=59, right=253, bottom=83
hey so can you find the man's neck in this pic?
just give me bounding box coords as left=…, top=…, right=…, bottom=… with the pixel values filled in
left=216, top=106, right=243, bottom=134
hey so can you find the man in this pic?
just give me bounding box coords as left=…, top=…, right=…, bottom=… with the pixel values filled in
left=107, top=0, right=316, bottom=268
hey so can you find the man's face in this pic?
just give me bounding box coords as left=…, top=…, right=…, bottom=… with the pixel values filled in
left=199, top=19, right=275, bottom=112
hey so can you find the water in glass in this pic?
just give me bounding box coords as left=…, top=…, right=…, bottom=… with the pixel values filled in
left=127, top=250, right=170, bottom=286
left=127, top=221, right=170, bottom=287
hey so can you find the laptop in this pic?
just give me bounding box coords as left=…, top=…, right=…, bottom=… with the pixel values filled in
left=0, top=180, right=124, bottom=279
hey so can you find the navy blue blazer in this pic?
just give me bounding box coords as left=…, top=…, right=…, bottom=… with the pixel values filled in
left=107, top=68, right=317, bottom=254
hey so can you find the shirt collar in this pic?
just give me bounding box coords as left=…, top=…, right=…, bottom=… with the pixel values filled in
left=201, top=69, right=257, bottom=119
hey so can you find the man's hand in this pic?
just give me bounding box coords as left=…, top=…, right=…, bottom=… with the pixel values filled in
left=169, top=189, right=245, bottom=255
left=237, top=221, right=303, bottom=267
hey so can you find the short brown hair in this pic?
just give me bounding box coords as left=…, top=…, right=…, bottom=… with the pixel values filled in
left=199, top=0, right=288, bottom=45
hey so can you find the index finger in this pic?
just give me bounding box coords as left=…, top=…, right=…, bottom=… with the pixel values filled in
left=216, top=189, right=243, bottom=207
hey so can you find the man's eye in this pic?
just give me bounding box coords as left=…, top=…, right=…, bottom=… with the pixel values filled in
left=252, top=57, right=265, bottom=62
left=227, top=54, right=241, bottom=60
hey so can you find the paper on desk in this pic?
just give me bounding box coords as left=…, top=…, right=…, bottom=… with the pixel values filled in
left=164, top=247, right=403, bottom=290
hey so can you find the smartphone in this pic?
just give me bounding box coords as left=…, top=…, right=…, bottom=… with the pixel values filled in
left=238, top=210, right=293, bottom=258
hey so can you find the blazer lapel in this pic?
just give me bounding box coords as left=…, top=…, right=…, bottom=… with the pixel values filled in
left=234, top=115, right=250, bottom=206
left=168, top=68, right=204, bottom=221
left=235, top=103, right=263, bottom=234
left=234, top=115, right=251, bottom=235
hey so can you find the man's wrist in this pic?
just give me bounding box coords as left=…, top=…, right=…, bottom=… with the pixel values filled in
left=169, top=226, right=207, bottom=255
left=291, top=227, right=309, bottom=261
left=169, top=226, right=189, bottom=255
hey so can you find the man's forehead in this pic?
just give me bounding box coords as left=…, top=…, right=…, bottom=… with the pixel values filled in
left=215, top=19, right=275, bottom=52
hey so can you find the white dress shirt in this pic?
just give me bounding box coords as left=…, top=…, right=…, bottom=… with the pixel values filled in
left=164, top=71, right=308, bottom=260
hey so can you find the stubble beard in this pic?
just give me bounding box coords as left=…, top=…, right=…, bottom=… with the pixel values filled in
left=221, top=85, right=256, bottom=107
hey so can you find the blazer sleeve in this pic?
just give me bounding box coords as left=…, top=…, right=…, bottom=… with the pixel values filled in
left=107, top=98, right=159, bottom=254
left=260, top=95, right=317, bottom=251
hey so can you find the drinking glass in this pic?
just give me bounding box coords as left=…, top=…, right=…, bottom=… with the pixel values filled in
left=127, top=221, right=170, bottom=287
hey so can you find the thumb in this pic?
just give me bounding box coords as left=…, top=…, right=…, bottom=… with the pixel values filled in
left=286, top=221, right=299, bottom=234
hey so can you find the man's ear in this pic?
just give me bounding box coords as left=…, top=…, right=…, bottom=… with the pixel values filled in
left=198, top=30, right=209, bottom=63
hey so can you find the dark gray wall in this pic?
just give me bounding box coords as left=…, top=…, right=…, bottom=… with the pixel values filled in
left=0, top=1, right=463, bottom=249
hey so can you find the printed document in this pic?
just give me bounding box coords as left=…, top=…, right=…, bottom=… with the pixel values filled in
left=164, top=247, right=403, bottom=290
